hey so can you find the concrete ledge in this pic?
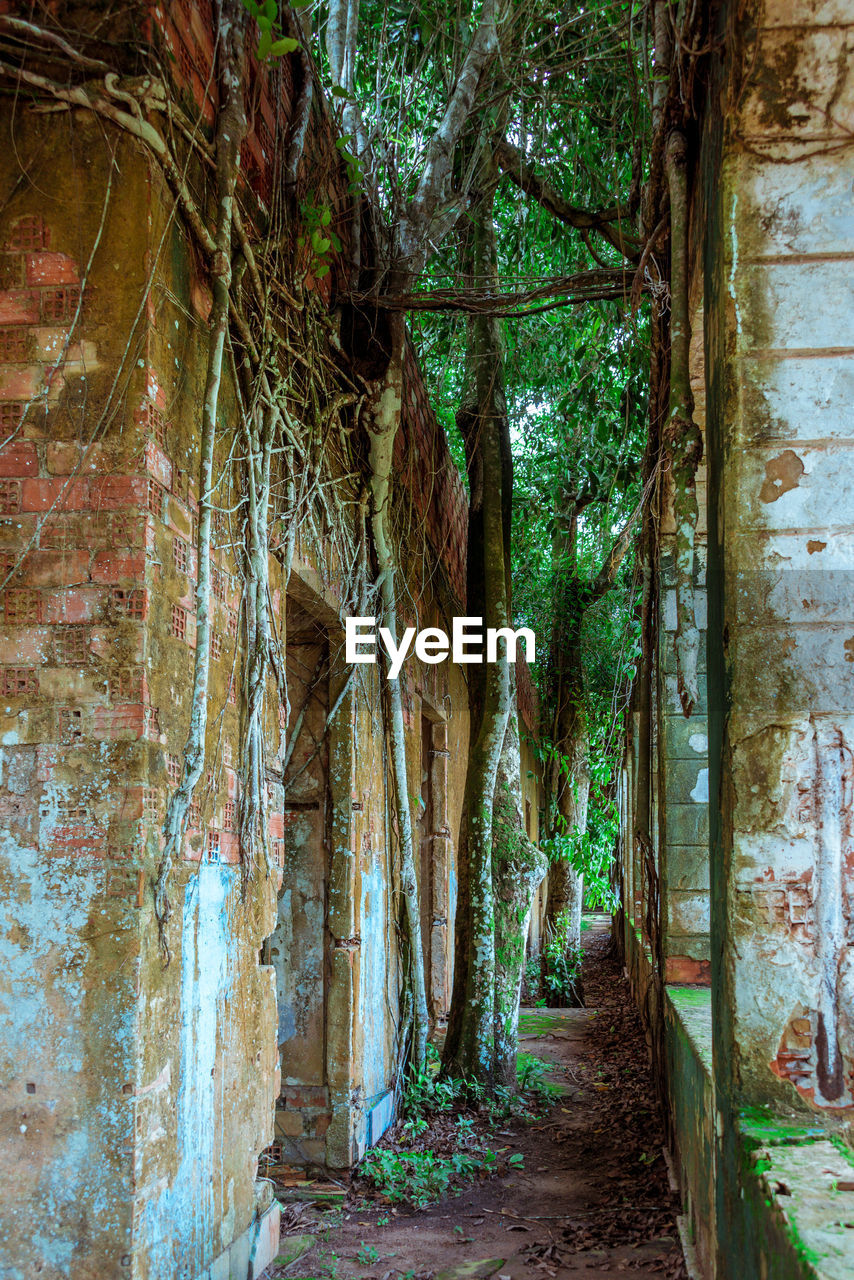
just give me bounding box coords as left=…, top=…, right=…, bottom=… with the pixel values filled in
left=665, top=984, right=715, bottom=1277
left=199, top=1202, right=281, bottom=1280
left=624, top=928, right=854, bottom=1278
left=732, top=1115, right=854, bottom=1280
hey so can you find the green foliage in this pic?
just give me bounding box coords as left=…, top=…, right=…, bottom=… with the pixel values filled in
left=240, top=0, right=298, bottom=60
left=540, top=774, right=620, bottom=913
left=360, top=1145, right=495, bottom=1208
left=516, top=1051, right=560, bottom=1103
left=359, top=1042, right=557, bottom=1207
left=521, top=953, right=541, bottom=1002
left=541, top=910, right=583, bottom=1003
left=402, top=1042, right=466, bottom=1118
left=356, top=1242, right=379, bottom=1264
left=297, top=196, right=342, bottom=281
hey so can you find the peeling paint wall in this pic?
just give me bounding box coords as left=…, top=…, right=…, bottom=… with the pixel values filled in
left=618, top=1, right=854, bottom=1275
left=707, top=0, right=854, bottom=1119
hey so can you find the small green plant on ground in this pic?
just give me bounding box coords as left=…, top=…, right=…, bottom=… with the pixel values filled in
left=517, top=1051, right=561, bottom=1104
left=401, top=1042, right=465, bottom=1119
left=356, top=1241, right=379, bottom=1264
left=360, top=1146, right=496, bottom=1209
left=357, top=1039, right=559, bottom=1208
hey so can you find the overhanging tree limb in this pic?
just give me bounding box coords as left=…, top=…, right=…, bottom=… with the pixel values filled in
left=349, top=267, right=641, bottom=317
left=495, top=138, right=641, bottom=261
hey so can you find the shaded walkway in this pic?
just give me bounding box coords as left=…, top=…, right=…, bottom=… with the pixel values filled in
left=270, top=919, right=688, bottom=1279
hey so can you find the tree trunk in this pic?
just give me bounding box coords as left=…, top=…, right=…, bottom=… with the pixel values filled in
left=493, top=670, right=548, bottom=1086
left=543, top=629, right=588, bottom=1006
left=442, top=175, right=512, bottom=1086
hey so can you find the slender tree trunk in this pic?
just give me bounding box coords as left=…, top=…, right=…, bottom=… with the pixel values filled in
left=442, top=177, right=512, bottom=1086
left=493, top=669, right=548, bottom=1086
left=332, top=0, right=503, bottom=1076
left=543, top=624, right=588, bottom=1006
left=541, top=486, right=588, bottom=1001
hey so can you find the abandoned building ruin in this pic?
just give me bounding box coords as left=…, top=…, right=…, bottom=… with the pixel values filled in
left=0, top=0, right=853, bottom=1278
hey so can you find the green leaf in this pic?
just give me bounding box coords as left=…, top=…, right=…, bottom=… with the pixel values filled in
left=256, top=28, right=272, bottom=57
left=269, top=36, right=299, bottom=55
left=314, top=262, right=330, bottom=279
left=262, top=0, right=277, bottom=17
left=256, top=14, right=272, bottom=30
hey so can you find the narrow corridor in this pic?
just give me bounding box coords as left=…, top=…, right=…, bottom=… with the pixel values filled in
left=268, top=920, right=689, bottom=1280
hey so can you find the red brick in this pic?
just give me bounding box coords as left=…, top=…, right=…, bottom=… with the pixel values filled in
left=38, top=511, right=104, bottom=549
left=90, top=626, right=144, bottom=662
left=90, top=550, right=146, bottom=584
left=91, top=475, right=149, bottom=511
left=0, top=367, right=41, bottom=400
left=43, top=441, right=112, bottom=476
left=19, top=549, right=89, bottom=588
left=43, top=587, right=103, bottom=625
left=0, top=628, right=50, bottom=663
left=144, top=440, right=172, bottom=490
left=21, top=477, right=90, bottom=512
left=0, top=289, right=39, bottom=325
left=92, top=704, right=146, bottom=741
left=0, top=440, right=38, bottom=477
left=25, top=252, right=79, bottom=287
left=281, top=1085, right=329, bottom=1110
left=219, top=831, right=240, bottom=864
left=44, top=834, right=108, bottom=858
left=665, top=956, right=711, bottom=985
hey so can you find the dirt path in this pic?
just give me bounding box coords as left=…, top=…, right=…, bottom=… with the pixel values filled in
left=268, top=919, right=687, bottom=1280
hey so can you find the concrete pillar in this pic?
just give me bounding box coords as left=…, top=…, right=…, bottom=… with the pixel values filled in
left=707, top=0, right=854, bottom=1115
left=657, top=305, right=711, bottom=984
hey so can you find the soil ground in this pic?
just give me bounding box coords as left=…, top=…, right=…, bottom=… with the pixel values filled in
left=267, top=917, right=688, bottom=1280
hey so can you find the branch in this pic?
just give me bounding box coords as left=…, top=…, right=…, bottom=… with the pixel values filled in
left=495, top=139, right=640, bottom=262
left=0, top=14, right=111, bottom=72
left=350, top=268, right=640, bottom=317
left=397, top=0, right=501, bottom=279
left=588, top=461, right=662, bottom=603
left=0, top=61, right=216, bottom=259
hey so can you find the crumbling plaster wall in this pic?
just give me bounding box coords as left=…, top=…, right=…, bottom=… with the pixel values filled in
left=0, top=104, right=281, bottom=1278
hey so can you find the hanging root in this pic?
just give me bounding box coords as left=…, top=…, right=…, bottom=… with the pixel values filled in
left=153, top=1, right=247, bottom=958
left=664, top=128, right=703, bottom=718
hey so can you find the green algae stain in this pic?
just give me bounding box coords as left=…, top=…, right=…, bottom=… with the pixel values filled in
left=518, top=1011, right=569, bottom=1034
left=667, top=985, right=712, bottom=1009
